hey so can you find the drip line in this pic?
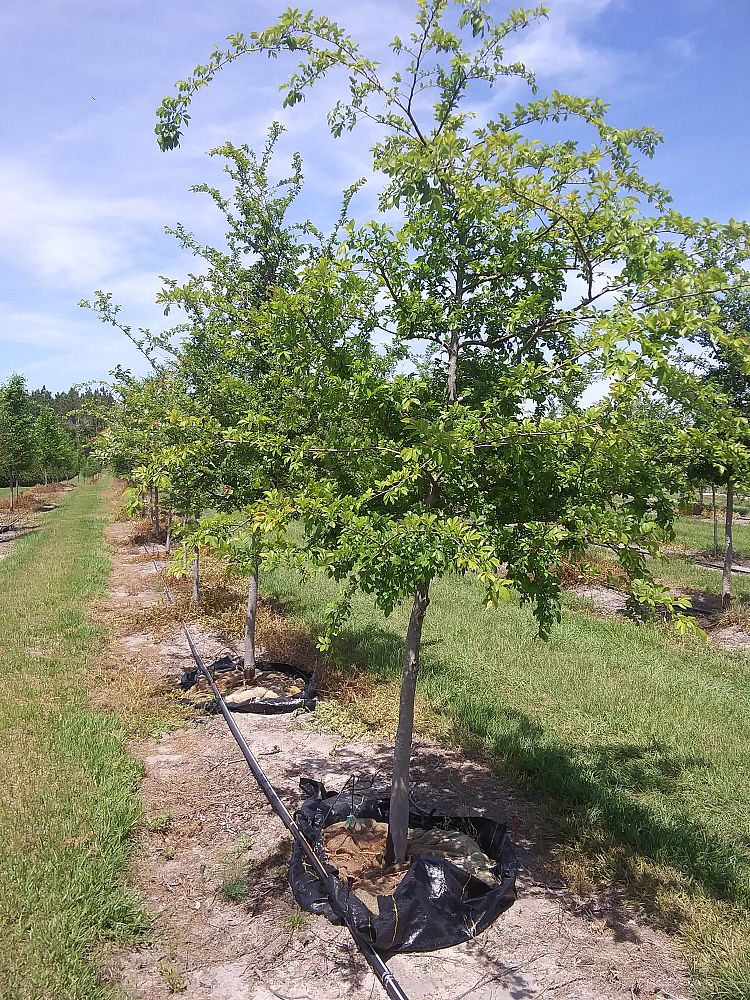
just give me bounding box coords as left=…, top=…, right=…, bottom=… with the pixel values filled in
left=141, top=541, right=411, bottom=1000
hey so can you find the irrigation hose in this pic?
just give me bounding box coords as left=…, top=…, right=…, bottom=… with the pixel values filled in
left=142, top=542, right=411, bottom=1000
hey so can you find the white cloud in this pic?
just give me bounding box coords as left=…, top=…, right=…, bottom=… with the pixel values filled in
left=667, top=36, right=696, bottom=60
left=0, top=304, right=150, bottom=389
left=504, top=0, right=629, bottom=92
left=0, top=160, right=170, bottom=288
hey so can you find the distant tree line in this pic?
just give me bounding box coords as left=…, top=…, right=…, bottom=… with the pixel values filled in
left=0, top=374, right=111, bottom=506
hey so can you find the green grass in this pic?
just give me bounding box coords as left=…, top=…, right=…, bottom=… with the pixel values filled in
left=671, top=516, right=750, bottom=562
left=0, top=482, right=145, bottom=1000
left=651, top=554, right=750, bottom=606
left=264, top=562, right=750, bottom=998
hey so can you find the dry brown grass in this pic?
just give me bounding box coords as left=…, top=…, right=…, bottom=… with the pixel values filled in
left=560, top=551, right=630, bottom=590
left=0, top=483, right=71, bottom=514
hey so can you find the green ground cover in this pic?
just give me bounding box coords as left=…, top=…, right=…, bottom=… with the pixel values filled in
left=265, top=562, right=750, bottom=998
left=0, top=482, right=144, bottom=1000
left=671, top=516, right=750, bottom=562
left=652, top=555, right=750, bottom=606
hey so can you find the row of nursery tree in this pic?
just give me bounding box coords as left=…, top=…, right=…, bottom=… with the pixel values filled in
left=0, top=374, right=107, bottom=504
left=86, top=3, right=750, bottom=864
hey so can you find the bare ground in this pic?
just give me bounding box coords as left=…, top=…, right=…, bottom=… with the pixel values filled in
left=101, top=521, right=692, bottom=1000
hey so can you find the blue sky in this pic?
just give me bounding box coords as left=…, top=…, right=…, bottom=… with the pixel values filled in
left=1, top=0, right=748, bottom=391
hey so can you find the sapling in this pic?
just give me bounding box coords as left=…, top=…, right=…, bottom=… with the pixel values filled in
left=723, top=478, right=734, bottom=610
left=157, top=1, right=750, bottom=865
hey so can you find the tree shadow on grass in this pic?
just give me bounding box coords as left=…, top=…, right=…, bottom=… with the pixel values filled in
left=330, top=622, right=750, bottom=925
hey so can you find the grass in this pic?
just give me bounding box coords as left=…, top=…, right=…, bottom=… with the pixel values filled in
left=260, top=560, right=750, bottom=999
left=652, top=555, right=750, bottom=607
left=586, top=518, right=750, bottom=607
left=670, top=515, right=750, bottom=562
left=0, top=481, right=146, bottom=1000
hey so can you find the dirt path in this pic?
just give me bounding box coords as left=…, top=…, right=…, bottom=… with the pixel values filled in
left=104, top=521, right=692, bottom=1000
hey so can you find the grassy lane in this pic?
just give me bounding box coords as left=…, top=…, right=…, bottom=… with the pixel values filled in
left=671, top=516, right=750, bottom=562
left=0, top=483, right=144, bottom=1000
left=652, top=555, right=750, bottom=605
left=264, top=564, right=750, bottom=998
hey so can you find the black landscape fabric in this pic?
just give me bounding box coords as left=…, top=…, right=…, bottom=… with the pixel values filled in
left=179, top=656, right=316, bottom=715
left=289, top=779, right=517, bottom=953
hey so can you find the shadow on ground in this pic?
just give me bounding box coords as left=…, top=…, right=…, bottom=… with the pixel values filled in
left=314, top=621, right=750, bottom=932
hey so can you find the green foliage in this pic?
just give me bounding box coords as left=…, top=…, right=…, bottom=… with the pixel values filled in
left=0, top=374, right=35, bottom=488
left=152, top=1, right=750, bottom=639
left=0, top=374, right=86, bottom=489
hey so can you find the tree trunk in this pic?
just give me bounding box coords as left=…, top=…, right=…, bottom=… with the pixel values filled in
left=192, top=547, right=200, bottom=604
left=722, top=478, right=734, bottom=612
left=712, top=484, right=718, bottom=558
left=44, top=469, right=48, bottom=486
left=165, top=511, right=172, bottom=554
left=699, top=485, right=705, bottom=508
left=244, top=567, right=259, bottom=683
left=385, top=581, right=431, bottom=865
left=154, top=485, right=161, bottom=537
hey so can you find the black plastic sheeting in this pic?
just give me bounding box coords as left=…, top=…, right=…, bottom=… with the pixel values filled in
left=289, top=778, right=517, bottom=954
left=179, top=656, right=316, bottom=715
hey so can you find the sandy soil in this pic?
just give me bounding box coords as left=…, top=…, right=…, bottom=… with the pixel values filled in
left=102, top=522, right=692, bottom=1000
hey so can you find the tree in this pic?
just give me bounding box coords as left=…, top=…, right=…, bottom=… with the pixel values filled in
left=34, top=406, right=76, bottom=484
left=86, top=126, right=325, bottom=675
left=155, top=128, right=310, bottom=676
left=156, top=1, right=750, bottom=863
left=0, top=374, right=35, bottom=507
left=691, top=291, right=750, bottom=609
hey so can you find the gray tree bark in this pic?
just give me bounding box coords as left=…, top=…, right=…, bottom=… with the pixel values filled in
left=244, top=567, right=259, bottom=683
left=154, top=485, right=161, bottom=536
left=722, top=478, right=734, bottom=611
left=385, top=582, right=430, bottom=865
left=165, top=511, right=172, bottom=554
left=192, top=546, right=200, bottom=604
left=712, top=484, right=719, bottom=558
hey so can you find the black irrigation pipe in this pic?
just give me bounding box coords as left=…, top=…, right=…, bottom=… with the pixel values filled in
left=141, top=541, right=410, bottom=1000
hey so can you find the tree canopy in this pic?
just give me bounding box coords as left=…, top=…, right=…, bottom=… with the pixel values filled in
left=82, top=0, right=750, bottom=862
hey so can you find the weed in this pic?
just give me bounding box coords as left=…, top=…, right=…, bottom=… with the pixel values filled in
left=233, top=834, right=253, bottom=855
left=219, top=877, right=250, bottom=904
left=159, top=961, right=187, bottom=993
left=145, top=812, right=172, bottom=833
left=211, top=853, right=253, bottom=904
left=286, top=908, right=307, bottom=931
